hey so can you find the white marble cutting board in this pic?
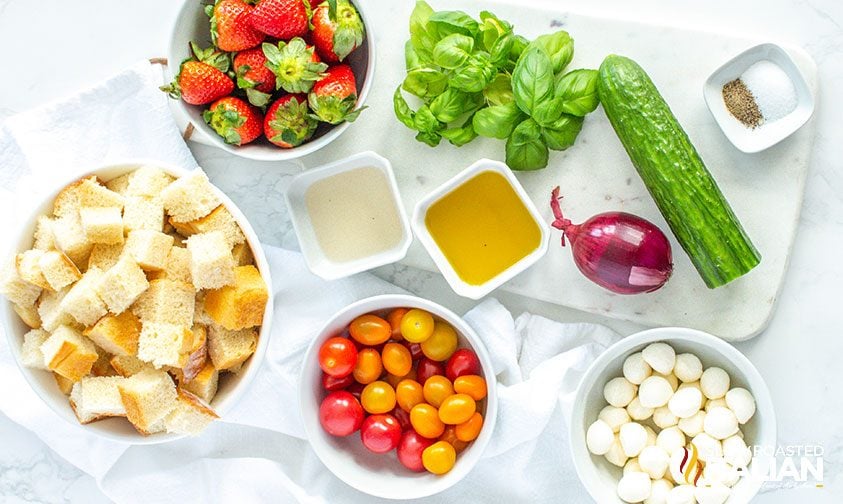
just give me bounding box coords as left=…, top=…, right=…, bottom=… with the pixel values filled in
left=180, top=0, right=819, bottom=342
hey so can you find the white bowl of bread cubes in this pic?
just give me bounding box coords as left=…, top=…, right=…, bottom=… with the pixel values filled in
left=0, top=161, right=272, bottom=443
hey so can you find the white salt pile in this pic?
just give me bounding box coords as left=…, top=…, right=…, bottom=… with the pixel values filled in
left=741, top=60, right=797, bottom=123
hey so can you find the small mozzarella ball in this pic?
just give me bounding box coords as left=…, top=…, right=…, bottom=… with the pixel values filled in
left=653, top=406, right=679, bottom=429
left=620, top=422, right=649, bottom=457
left=606, top=435, right=630, bottom=467
left=704, top=407, right=739, bottom=440
left=677, top=381, right=701, bottom=393
left=605, top=377, right=638, bottom=408
left=587, top=419, right=615, bottom=455
left=628, top=397, right=655, bottom=421
left=674, top=353, right=703, bottom=383
left=700, top=367, right=730, bottom=400
left=704, top=458, right=740, bottom=488
left=722, top=435, right=752, bottom=468
left=643, top=343, right=676, bottom=374
left=644, top=426, right=658, bottom=447
left=666, top=485, right=696, bottom=504
left=725, top=387, right=756, bottom=424
left=694, top=483, right=730, bottom=504
left=691, top=433, right=723, bottom=462
left=705, top=398, right=727, bottom=412
left=639, top=376, right=674, bottom=408
left=645, top=479, right=674, bottom=504
left=669, top=387, right=704, bottom=419
left=625, top=458, right=642, bottom=475
left=600, top=405, right=632, bottom=433
left=624, top=352, right=653, bottom=385
left=656, top=426, right=686, bottom=455
left=618, top=471, right=653, bottom=503
left=639, top=446, right=671, bottom=479
left=655, top=372, right=679, bottom=392
left=678, top=411, right=706, bottom=437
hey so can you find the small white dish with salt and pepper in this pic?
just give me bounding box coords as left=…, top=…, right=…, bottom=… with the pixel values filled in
left=704, top=43, right=814, bottom=153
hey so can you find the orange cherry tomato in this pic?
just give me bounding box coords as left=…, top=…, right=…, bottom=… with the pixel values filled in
left=400, top=309, right=435, bottom=343
left=423, top=375, right=454, bottom=408
left=439, top=425, right=469, bottom=453
left=385, top=367, right=417, bottom=388
left=420, top=321, right=458, bottom=362
left=382, top=342, right=412, bottom=377
left=422, top=441, right=456, bottom=474
left=352, top=348, right=383, bottom=385
left=453, top=375, right=487, bottom=401
left=387, top=308, right=409, bottom=340
left=395, top=379, right=424, bottom=412
left=349, top=314, right=392, bottom=346
left=455, top=412, right=483, bottom=442
left=438, top=394, right=476, bottom=425
left=360, top=380, right=396, bottom=414
left=410, top=403, right=445, bottom=439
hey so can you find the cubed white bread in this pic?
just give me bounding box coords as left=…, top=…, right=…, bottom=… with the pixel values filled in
left=15, top=249, right=50, bottom=290
left=207, top=325, right=257, bottom=371
left=1, top=260, right=42, bottom=307
left=161, top=169, right=221, bottom=223
left=231, top=242, right=255, bottom=266
left=97, top=255, right=149, bottom=314
left=169, top=205, right=245, bottom=248
left=69, top=376, right=127, bottom=424
left=110, top=354, right=152, bottom=377
left=40, top=325, right=98, bottom=381
left=39, top=250, right=81, bottom=291
left=186, top=231, right=235, bottom=290
left=126, top=166, right=175, bottom=198
left=54, top=373, right=74, bottom=395
left=137, top=322, right=193, bottom=369
left=179, top=361, right=218, bottom=404
left=147, top=246, right=191, bottom=284
left=91, top=347, right=117, bottom=377
left=125, top=230, right=174, bottom=272
left=182, top=325, right=207, bottom=382
left=77, top=178, right=124, bottom=209
left=52, top=211, right=93, bottom=267
left=84, top=310, right=141, bottom=356
left=123, top=196, right=165, bottom=233
left=204, top=265, right=268, bottom=330
left=117, top=369, right=178, bottom=435
left=164, top=389, right=218, bottom=436
left=193, top=292, right=215, bottom=326
left=37, top=287, right=73, bottom=332
left=13, top=302, right=42, bottom=329
left=80, top=207, right=124, bottom=245
left=20, top=328, right=51, bottom=369
left=104, top=173, right=131, bottom=194
left=52, top=177, right=96, bottom=218
left=132, top=279, right=195, bottom=326
left=33, top=215, right=56, bottom=251
left=87, top=243, right=124, bottom=271
left=59, top=267, right=107, bottom=326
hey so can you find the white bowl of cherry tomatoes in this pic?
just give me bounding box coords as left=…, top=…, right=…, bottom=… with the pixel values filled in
left=299, top=295, right=498, bottom=499
left=166, top=0, right=374, bottom=161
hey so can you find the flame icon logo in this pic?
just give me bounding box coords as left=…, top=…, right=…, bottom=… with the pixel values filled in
left=679, top=443, right=705, bottom=486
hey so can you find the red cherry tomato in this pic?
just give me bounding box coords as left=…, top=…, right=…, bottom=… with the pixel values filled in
left=445, top=348, right=482, bottom=381
left=319, top=391, right=364, bottom=437
left=404, top=342, right=424, bottom=361
left=397, top=430, right=436, bottom=472
left=417, top=357, right=445, bottom=385
left=319, top=337, right=358, bottom=378
left=347, top=381, right=365, bottom=400
left=322, top=372, right=354, bottom=392
left=349, top=314, right=392, bottom=346
left=391, top=407, right=412, bottom=431
left=360, top=414, right=402, bottom=453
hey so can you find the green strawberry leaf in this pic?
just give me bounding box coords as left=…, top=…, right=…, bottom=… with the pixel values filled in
left=331, top=0, right=365, bottom=61
left=328, top=0, right=338, bottom=20
left=246, top=88, right=272, bottom=108
left=263, top=38, right=328, bottom=93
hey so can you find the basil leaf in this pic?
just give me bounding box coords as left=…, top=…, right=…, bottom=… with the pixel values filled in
left=506, top=119, right=549, bottom=171
left=512, top=46, right=554, bottom=116
left=393, top=87, right=416, bottom=129
left=531, top=96, right=564, bottom=126
left=402, top=67, right=448, bottom=98
left=405, top=40, right=425, bottom=70
left=473, top=102, right=525, bottom=139
left=542, top=114, right=584, bottom=151
left=478, top=11, right=512, bottom=51
left=441, top=115, right=478, bottom=147
left=416, top=130, right=443, bottom=147
left=409, top=1, right=437, bottom=61
left=508, top=35, right=529, bottom=63
left=555, top=69, right=600, bottom=117
left=414, top=105, right=442, bottom=133
left=529, top=30, right=574, bottom=74
left=432, top=33, right=474, bottom=69
left=450, top=53, right=495, bottom=93
left=490, top=34, right=514, bottom=66
left=428, top=10, right=479, bottom=39
left=484, top=74, right=514, bottom=106
left=429, top=88, right=482, bottom=123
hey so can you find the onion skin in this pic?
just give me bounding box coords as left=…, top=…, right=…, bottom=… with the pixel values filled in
left=550, top=187, right=673, bottom=295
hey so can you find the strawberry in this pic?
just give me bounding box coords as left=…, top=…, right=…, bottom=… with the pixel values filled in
left=264, top=95, right=318, bottom=148
left=207, top=0, right=265, bottom=52
left=308, top=64, right=364, bottom=124
left=250, top=0, right=308, bottom=40
left=203, top=97, right=264, bottom=145
left=311, top=0, right=365, bottom=63
left=263, top=38, right=328, bottom=94
left=161, top=43, right=234, bottom=105
left=234, top=48, right=275, bottom=93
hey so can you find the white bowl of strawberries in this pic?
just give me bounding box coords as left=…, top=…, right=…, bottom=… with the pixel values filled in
left=166, top=0, right=374, bottom=161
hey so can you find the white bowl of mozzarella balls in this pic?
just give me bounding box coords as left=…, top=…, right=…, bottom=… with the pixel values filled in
left=569, top=328, right=775, bottom=504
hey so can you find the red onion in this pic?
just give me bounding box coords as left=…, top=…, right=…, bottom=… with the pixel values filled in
left=550, top=187, right=673, bottom=294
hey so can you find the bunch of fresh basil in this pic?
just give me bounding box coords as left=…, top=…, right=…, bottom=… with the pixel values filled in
left=394, top=1, right=600, bottom=171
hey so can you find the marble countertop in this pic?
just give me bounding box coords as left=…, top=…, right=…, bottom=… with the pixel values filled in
left=0, top=0, right=840, bottom=502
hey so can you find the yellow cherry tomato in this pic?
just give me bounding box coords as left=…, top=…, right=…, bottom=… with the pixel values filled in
left=420, top=321, right=458, bottom=362
left=400, top=309, right=435, bottom=343
left=382, top=342, right=412, bottom=377
left=438, top=393, right=476, bottom=425
left=410, top=403, right=445, bottom=439
left=423, top=375, right=454, bottom=408
left=455, top=412, right=484, bottom=442
left=352, top=348, right=383, bottom=385
left=349, top=314, right=391, bottom=346
left=387, top=308, right=409, bottom=341
left=439, top=425, right=469, bottom=454
left=453, top=375, right=487, bottom=401
left=395, top=379, right=424, bottom=412
left=361, top=381, right=396, bottom=414
left=422, top=441, right=456, bottom=475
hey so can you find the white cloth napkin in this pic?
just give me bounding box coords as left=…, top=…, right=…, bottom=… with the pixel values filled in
left=0, top=61, right=621, bottom=503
